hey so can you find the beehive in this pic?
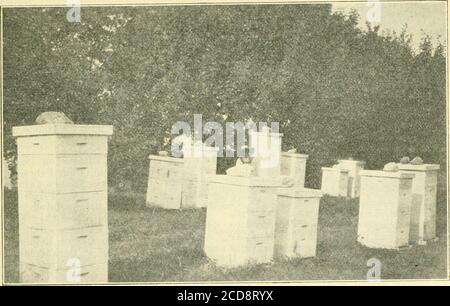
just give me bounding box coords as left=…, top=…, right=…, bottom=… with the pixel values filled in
left=182, top=143, right=218, bottom=208
left=358, top=170, right=414, bottom=249
left=146, top=155, right=184, bottom=209
left=280, top=152, right=308, bottom=187
left=321, top=167, right=349, bottom=197
left=274, top=188, right=322, bottom=259
left=338, top=160, right=366, bottom=198
left=13, top=123, right=113, bottom=283
left=397, top=164, right=440, bottom=244
left=249, top=129, right=283, bottom=178
left=204, top=175, right=285, bottom=267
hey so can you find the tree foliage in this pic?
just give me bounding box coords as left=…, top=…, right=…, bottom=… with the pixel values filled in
left=3, top=5, right=446, bottom=191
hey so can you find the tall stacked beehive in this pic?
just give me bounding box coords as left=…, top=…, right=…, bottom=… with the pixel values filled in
left=249, top=129, right=282, bottom=178
left=397, top=163, right=440, bottom=244
left=358, top=170, right=414, bottom=249
left=13, top=123, right=113, bottom=283
left=182, top=143, right=218, bottom=208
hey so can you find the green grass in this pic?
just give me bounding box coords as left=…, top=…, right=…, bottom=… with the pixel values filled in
left=4, top=186, right=448, bottom=283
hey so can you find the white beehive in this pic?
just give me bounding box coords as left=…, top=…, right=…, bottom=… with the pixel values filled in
left=338, top=160, right=366, bottom=198
left=146, top=155, right=184, bottom=209
left=182, top=143, right=218, bottom=208
left=397, top=163, right=440, bottom=244
left=249, top=129, right=283, bottom=178
left=321, top=167, right=349, bottom=197
left=358, top=170, right=414, bottom=249
left=13, top=123, right=113, bottom=283
left=204, top=175, right=285, bottom=267
left=280, top=152, right=308, bottom=187
left=274, top=188, right=322, bottom=259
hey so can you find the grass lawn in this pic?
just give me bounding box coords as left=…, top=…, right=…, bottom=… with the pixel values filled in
left=4, top=184, right=448, bottom=283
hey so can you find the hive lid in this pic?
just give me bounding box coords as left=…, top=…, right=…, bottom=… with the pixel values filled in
left=360, top=170, right=415, bottom=179
left=277, top=187, right=323, bottom=198
left=12, top=124, right=113, bottom=137
left=206, top=174, right=285, bottom=187
left=148, top=155, right=184, bottom=163
left=397, top=164, right=440, bottom=171
left=281, top=152, right=309, bottom=159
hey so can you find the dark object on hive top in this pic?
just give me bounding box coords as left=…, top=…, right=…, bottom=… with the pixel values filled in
left=399, top=156, right=410, bottom=164
left=35, top=112, right=74, bottom=125
left=410, top=157, right=424, bottom=165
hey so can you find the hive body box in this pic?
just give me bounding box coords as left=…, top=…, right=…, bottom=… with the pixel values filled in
left=13, top=124, right=113, bottom=283
left=146, top=156, right=184, bottom=209
left=358, top=170, right=414, bottom=249
left=146, top=144, right=217, bottom=209
left=398, top=164, right=440, bottom=244
left=204, top=175, right=284, bottom=267
left=274, top=188, right=322, bottom=258
left=321, top=167, right=349, bottom=197
left=338, top=160, right=365, bottom=198
left=249, top=130, right=283, bottom=178
left=182, top=144, right=218, bottom=208
left=280, top=152, right=308, bottom=187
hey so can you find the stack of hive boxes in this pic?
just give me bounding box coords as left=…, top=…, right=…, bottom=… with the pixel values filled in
left=146, top=155, right=184, bottom=209
left=321, top=166, right=349, bottom=197
left=337, top=160, right=366, bottom=198
left=205, top=128, right=323, bottom=266
left=397, top=163, right=440, bottom=244
left=321, top=160, right=365, bottom=198
left=13, top=123, right=113, bottom=283
left=205, top=175, right=284, bottom=266
left=275, top=150, right=323, bottom=258
left=181, top=143, right=218, bottom=208
left=146, top=142, right=218, bottom=209
left=274, top=188, right=322, bottom=258
left=249, top=129, right=283, bottom=177
left=358, top=170, right=415, bottom=249
left=280, top=152, right=308, bottom=187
